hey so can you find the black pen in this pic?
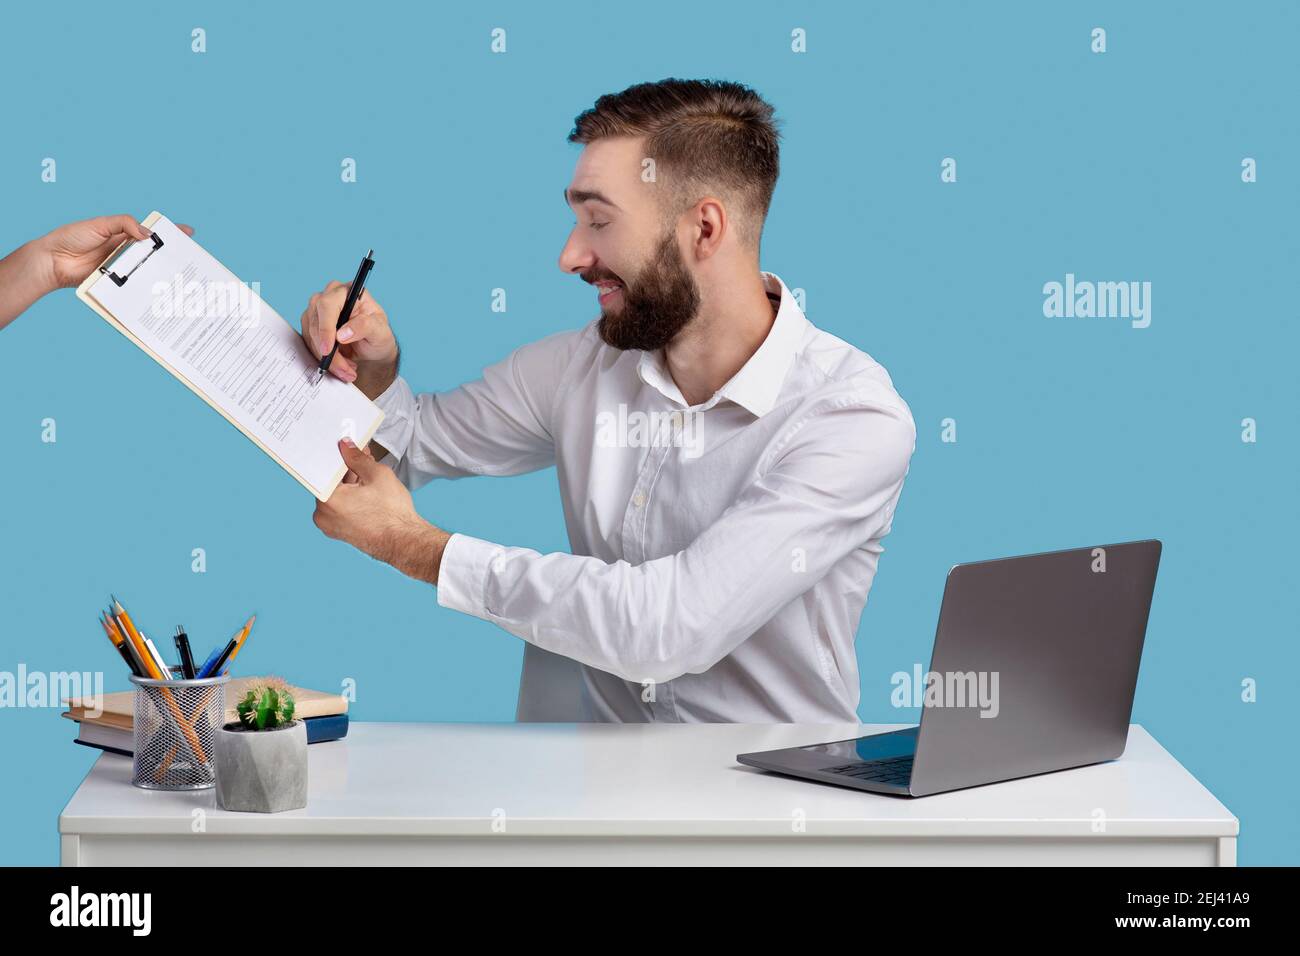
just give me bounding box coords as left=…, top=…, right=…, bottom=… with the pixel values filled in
left=317, top=248, right=375, bottom=382
left=174, top=626, right=197, bottom=680
left=201, top=635, right=239, bottom=679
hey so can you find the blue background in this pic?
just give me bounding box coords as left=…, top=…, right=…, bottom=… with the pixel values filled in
left=1, top=1, right=1294, bottom=865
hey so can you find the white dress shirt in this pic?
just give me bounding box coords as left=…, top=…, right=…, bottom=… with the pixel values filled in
left=371, top=272, right=916, bottom=723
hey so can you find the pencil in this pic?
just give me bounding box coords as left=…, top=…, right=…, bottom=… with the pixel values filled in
left=152, top=683, right=220, bottom=783
left=110, top=601, right=153, bottom=679
left=112, top=596, right=159, bottom=679
left=100, top=613, right=142, bottom=677
left=223, top=615, right=256, bottom=673
left=199, top=618, right=249, bottom=678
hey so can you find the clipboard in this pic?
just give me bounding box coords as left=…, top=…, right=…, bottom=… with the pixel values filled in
left=77, top=211, right=384, bottom=500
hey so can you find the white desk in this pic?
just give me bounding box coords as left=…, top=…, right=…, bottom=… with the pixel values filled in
left=59, top=722, right=1238, bottom=866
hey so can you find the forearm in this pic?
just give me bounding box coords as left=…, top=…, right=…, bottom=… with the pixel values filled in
left=385, top=518, right=451, bottom=586
left=355, top=354, right=398, bottom=404
left=0, top=240, right=57, bottom=329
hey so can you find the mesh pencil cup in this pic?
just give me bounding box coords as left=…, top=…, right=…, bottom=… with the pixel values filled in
left=129, top=669, right=229, bottom=791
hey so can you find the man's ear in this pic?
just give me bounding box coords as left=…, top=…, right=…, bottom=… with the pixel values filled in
left=691, top=198, right=728, bottom=261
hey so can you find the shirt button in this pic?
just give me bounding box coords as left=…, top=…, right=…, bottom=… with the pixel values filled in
left=670, top=411, right=684, bottom=429
left=632, top=491, right=647, bottom=508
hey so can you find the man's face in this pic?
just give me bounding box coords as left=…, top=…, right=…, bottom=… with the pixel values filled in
left=559, top=137, right=700, bottom=351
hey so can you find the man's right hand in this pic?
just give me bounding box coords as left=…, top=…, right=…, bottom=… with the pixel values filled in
left=300, top=281, right=399, bottom=400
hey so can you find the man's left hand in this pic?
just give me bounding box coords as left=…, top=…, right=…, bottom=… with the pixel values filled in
left=313, top=438, right=449, bottom=585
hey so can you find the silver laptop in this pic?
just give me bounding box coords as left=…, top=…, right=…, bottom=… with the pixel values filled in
left=737, top=540, right=1162, bottom=797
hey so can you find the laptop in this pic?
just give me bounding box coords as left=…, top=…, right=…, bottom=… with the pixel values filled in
left=737, top=539, right=1162, bottom=797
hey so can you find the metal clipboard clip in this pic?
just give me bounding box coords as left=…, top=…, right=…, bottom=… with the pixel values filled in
left=98, top=231, right=164, bottom=287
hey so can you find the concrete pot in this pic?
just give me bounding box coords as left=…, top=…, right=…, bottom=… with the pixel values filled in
left=214, top=720, right=308, bottom=813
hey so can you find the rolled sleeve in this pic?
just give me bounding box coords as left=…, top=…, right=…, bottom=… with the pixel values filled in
left=370, top=375, right=418, bottom=463
left=436, top=532, right=505, bottom=620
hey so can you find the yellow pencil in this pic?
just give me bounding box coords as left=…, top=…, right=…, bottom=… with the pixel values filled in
left=224, top=615, right=257, bottom=671
left=100, top=613, right=137, bottom=677
left=111, top=600, right=157, bottom=679
left=107, top=609, right=148, bottom=676
left=99, top=613, right=119, bottom=645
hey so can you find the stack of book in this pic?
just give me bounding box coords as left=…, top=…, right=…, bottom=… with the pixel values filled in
left=63, top=676, right=349, bottom=756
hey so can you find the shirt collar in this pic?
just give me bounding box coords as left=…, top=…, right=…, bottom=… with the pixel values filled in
left=636, top=272, right=807, bottom=417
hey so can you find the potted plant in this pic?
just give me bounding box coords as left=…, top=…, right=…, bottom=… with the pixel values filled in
left=214, top=677, right=308, bottom=813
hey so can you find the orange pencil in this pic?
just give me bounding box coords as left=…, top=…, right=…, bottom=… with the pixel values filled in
left=112, top=599, right=170, bottom=677
left=100, top=614, right=140, bottom=677
left=223, top=615, right=257, bottom=672
left=99, top=613, right=119, bottom=645
left=108, top=605, right=148, bottom=677
left=113, top=596, right=161, bottom=680
left=110, top=609, right=149, bottom=674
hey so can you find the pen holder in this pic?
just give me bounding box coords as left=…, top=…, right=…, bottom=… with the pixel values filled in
left=129, top=669, right=229, bottom=791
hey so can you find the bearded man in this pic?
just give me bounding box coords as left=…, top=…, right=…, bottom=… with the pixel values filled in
left=300, top=78, right=917, bottom=723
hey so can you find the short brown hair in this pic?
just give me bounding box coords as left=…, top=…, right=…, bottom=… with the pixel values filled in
left=569, top=78, right=781, bottom=248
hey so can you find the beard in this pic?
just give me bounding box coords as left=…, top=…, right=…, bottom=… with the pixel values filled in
left=593, top=229, right=701, bottom=352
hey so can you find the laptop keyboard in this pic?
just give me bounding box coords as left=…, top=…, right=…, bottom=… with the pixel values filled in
left=824, top=754, right=914, bottom=785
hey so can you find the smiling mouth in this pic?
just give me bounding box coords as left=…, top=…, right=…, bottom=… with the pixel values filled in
left=593, top=280, right=624, bottom=304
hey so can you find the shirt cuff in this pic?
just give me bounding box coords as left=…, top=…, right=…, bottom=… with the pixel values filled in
left=370, top=375, right=416, bottom=464
left=436, top=532, right=505, bottom=620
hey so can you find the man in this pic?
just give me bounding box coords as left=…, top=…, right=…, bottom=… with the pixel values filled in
left=0, top=215, right=193, bottom=329
left=302, top=79, right=917, bottom=722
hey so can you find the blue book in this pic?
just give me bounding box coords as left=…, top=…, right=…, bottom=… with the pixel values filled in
left=303, top=712, right=350, bottom=744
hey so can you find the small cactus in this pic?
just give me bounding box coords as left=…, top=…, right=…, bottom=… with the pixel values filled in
left=236, top=677, right=296, bottom=730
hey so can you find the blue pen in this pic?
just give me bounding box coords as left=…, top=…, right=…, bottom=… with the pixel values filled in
left=195, top=646, right=223, bottom=679
left=200, top=636, right=239, bottom=678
